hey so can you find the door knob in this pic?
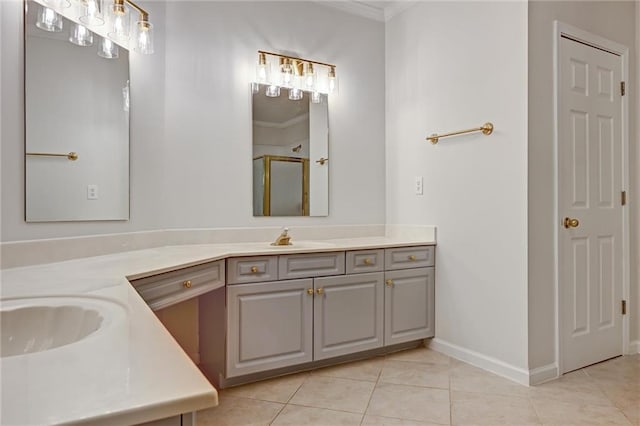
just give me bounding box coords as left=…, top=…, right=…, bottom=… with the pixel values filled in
left=563, top=217, right=580, bottom=229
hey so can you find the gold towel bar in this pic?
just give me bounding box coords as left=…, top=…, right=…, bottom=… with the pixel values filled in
left=427, top=122, right=494, bottom=144
left=26, top=152, right=78, bottom=161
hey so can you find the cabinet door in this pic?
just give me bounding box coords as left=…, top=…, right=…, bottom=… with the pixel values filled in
left=384, top=267, right=434, bottom=345
left=314, top=272, right=384, bottom=360
left=227, top=279, right=313, bottom=377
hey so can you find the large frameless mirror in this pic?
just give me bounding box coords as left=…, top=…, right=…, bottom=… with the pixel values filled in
left=252, top=84, right=329, bottom=217
left=24, top=0, right=130, bottom=222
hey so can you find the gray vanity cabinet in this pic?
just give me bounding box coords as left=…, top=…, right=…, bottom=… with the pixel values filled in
left=226, top=279, right=314, bottom=377
left=313, top=272, right=384, bottom=360
left=384, top=267, right=435, bottom=345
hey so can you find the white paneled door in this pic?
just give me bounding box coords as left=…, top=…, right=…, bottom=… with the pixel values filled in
left=559, top=36, right=624, bottom=373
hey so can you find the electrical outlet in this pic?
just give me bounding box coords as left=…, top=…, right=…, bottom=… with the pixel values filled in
left=415, top=176, right=423, bottom=195
left=87, top=185, right=98, bottom=200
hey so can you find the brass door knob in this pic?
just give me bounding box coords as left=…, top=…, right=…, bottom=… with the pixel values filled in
left=183, top=280, right=192, bottom=289
left=250, top=266, right=258, bottom=273
left=385, top=279, right=393, bottom=287
left=307, top=288, right=314, bottom=295
left=408, top=255, right=417, bottom=261
left=363, top=258, right=372, bottom=265
left=563, top=217, right=580, bottom=229
left=316, top=288, right=324, bottom=295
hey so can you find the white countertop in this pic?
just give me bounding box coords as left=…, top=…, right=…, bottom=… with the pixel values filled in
left=0, top=236, right=435, bottom=425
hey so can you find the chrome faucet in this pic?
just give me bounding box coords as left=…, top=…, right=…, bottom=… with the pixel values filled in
left=271, top=228, right=292, bottom=246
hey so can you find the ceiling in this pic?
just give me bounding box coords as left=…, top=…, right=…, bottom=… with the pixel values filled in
left=316, top=1, right=417, bottom=22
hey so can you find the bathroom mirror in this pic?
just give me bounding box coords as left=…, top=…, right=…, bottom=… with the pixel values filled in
left=252, top=84, right=329, bottom=216
left=24, top=0, right=130, bottom=222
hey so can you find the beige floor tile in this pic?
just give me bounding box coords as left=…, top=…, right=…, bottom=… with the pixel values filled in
left=379, top=360, right=450, bottom=389
left=362, top=415, right=442, bottom=425
left=312, top=357, right=385, bottom=382
left=621, top=405, right=640, bottom=426
left=594, top=378, right=640, bottom=410
left=196, top=396, right=283, bottom=426
left=271, top=404, right=363, bottom=425
left=530, top=370, right=612, bottom=407
left=584, top=355, right=640, bottom=384
left=220, top=372, right=308, bottom=403
left=450, top=391, right=540, bottom=425
left=367, top=382, right=450, bottom=424
left=450, top=363, right=530, bottom=398
left=531, top=397, right=632, bottom=425
left=289, top=376, right=375, bottom=413
left=385, top=347, right=451, bottom=366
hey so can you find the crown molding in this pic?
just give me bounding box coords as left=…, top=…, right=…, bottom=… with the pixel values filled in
left=313, top=1, right=418, bottom=22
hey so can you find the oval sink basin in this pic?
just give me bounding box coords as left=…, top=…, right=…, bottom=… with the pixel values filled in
left=1, top=296, right=125, bottom=358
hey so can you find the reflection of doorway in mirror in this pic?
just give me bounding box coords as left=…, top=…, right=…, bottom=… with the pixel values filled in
left=253, top=156, right=309, bottom=216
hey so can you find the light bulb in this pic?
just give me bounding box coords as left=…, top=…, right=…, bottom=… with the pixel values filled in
left=36, top=6, right=63, bottom=32
left=265, top=85, right=280, bottom=97
left=108, top=0, right=130, bottom=40
left=98, top=37, right=119, bottom=58
left=69, top=23, right=93, bottom=46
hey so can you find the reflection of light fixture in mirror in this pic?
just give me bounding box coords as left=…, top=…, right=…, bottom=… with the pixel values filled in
left=304, top=63, right=316, bottom=90
left=36, top=6, right=63, bottom=32
left=43, top=0, right=71, bottom=9
left=256, top=52, right=271, bottom=84
left=251, top=82, right=260, bottom=94
left=98, top=37, right=119, bottom=58
left=292, top=144, right=302, bottom=153
left=328, top=66, right=339, bottom=94
left=265, top=85, right=281, bottom=97
left=69, top=23, right=94, bottom=46
left=289, top=88, right=303, bottom=101
left=79, top=0, right=105, bottom=26
left=107, top=0, right=130, bottom=40
left=122, top=80, right=130, bottom=112
left=311, top=91, right=321, bottom=104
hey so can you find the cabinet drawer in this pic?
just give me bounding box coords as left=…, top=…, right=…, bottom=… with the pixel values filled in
left=279, top=252, right=345, bottom=279
left=384, top=246, right=434, bottom=270
left=227, top=256, right=278, bottom=284
left=346, top=249, right=384, bottom=274
left=131, top=260, right=225, bottom=311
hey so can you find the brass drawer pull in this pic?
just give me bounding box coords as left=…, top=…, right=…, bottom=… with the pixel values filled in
left=363, top=258, right=372, bottom=265
left=183, top=280, right=192, bottom=289
left=250, top=266, right=258, bottom=273
left=408, top=255, right=417, bottom=261
left=307, top=288, right=314, bottom=295
left=316, top=288, right=324, bottom=295
left=385, top=279, right=393, bottom=287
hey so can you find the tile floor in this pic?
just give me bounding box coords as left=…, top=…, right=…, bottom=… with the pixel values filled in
left=197, top=346, right=639, bottom=425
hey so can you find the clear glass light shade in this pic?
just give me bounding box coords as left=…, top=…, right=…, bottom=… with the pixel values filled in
left=288, top=88, right=303, bottom=101
left=328, top=74, right=339, bottom=94
left=255, top=62, right=271, bottom=84
left=280, top=70, right=293, bottom=87
left=36, top=7, right=63, bottom=32
left=69, top=23, right=93, bottom=46
left=98, top=37, right=119, bottom=58
left=79, top=0, right=105, bottom=26
left=304, top=64, right=316, bottom=90
left=107, top=4, right=130, bottom=40
left=133, top=21, right=154, bottom=54
left=265, top=85, right=280, bottom=97
left=251, top=82, right=260, bottom=94
left=311, top=91, right=322, bottom=104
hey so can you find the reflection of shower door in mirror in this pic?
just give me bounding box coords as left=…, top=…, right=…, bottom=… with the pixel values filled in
left=253, top=155, right=309, bottom=216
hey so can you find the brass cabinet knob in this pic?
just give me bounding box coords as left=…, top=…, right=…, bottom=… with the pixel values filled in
left=316, top=288, right=324, bottom=295
left=408, top=255, right=417, bottom=261
left=363, top=258, right=372, bottom=265
left=250, top=266, right=258, bottom=273
left=385, top=279, right=393, bottom=287
left=316, top=157, right=328, bottom=165
left=563, top=217, right=580, bottom=229
left=183, top=280, right=192, bottom=289
left=307, top=288, right=314, bottom=295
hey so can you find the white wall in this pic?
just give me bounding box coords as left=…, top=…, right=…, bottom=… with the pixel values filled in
left=527, top=0, right=638, bottom=369
left=1, top=1, right=386, bottom=242
left=386, top=2, right=529, bottom=370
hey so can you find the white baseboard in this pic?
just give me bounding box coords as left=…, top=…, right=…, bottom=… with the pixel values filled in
left=427, top=338, right=530, bottom=386
left=528, top=363, right=558, bottom=385
left=630, top=340, right=640, bottom=354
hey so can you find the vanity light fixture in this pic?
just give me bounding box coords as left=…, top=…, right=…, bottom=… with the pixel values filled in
left=32, top=0, right=155, bottom=55
left=254, top=51, right=338, bottom=100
